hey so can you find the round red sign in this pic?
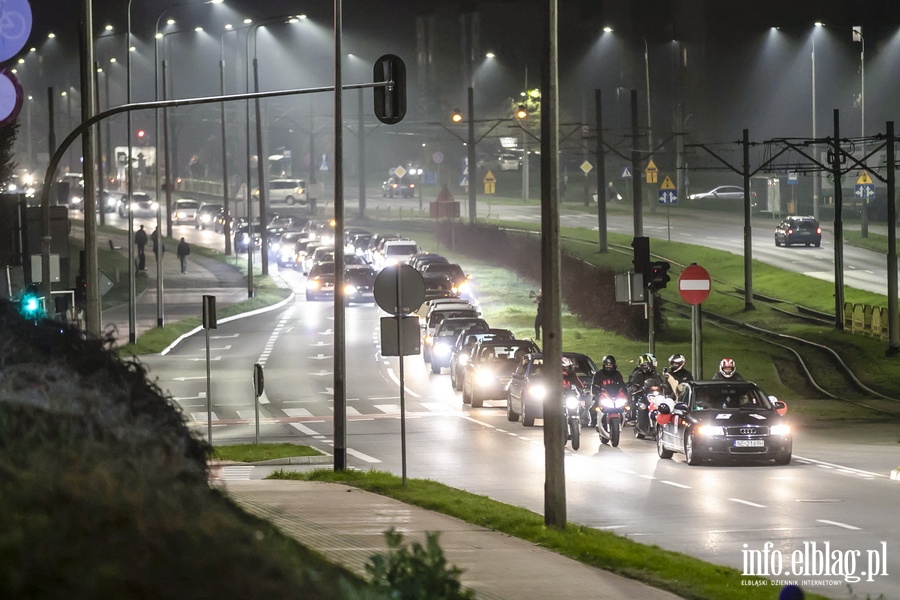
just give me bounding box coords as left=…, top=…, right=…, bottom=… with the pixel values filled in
left=678, top=264, right=711, bottom=305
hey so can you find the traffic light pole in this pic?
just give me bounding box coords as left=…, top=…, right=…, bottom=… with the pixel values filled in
left=647, top=287, right=655, bottom=355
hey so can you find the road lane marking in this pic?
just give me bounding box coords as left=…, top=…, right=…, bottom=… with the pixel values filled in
left=220, top=465, right=254, bottom=480
left=289, top=422, right=324, bottom=436
left=730, top=498, right=766, bottom=508
left=385, top=368, right=422, bottom=398
left=190, top=411, right=218, bottom=422
left=660, top=480, right=691, bottom=489
left=173, top=376, right=207, bottom=381
left=816, top=519, right=860, bottom=530
left=283, top=408, right=313, bottom=418
left=347, top=448, right=381, bottom=463
left=211, top=334, right=239, bottom=339
left=793, top=455, right=888, bottom=479
left=374, top=404, right=401, bottom=414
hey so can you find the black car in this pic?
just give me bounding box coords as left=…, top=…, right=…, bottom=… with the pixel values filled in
left=306, top=261, right=336, bottom=301
left=428, top=316, right=489, bottom=374
left=342, top=264, right=377, bottom=304
left=449, top=327, right=516, bottom=391
left=233, top=223, right=263, bottom=253
left=506, top=352, right=597, bottom=427
left=195, top=202, right=223, bottom=230
left=381, top=175, right=416, bottom=198
left=462, top=340, right=541, bottom=408
left=774, top=216, right=822, bottom=247
left=656, top=381, right=792, bottom=465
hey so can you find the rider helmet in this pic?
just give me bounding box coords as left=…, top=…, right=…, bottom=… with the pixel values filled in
left=601, top=355, right=617, bottom=371
left=719, top=358, right=736, bottom=378
left=638, top=353, right=657, bottom=373
left=561, top=356, right=574, bottom=371
left=668, top=354, right=686, bottom=373
left=642, top=377, right=663, bottom=395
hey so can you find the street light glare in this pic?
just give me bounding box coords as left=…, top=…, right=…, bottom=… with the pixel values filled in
left=815, top=22, right=823, bottom=27
left=225, top=23, right=233, bottom=30
left=110, top=57, right=117, bottom=63
left=195, top=26, right=204, bottom=32
left=485, top=51, right=495, bottom=58
left=603, top=26, right=613, bottom=33
left=243, top=18, right=252, bottom=24
left=47, top=33, right=55, bottom=39
left=451, top=109, right=463, bottom=123
left=104, top=24, right=113, bottom=31
left=167, top=18, right=176, bottom=26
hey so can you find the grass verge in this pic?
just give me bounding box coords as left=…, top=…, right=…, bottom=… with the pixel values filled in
left=269, top=469, right=831, bottom=600
left=212, top=443, right=323, bottom=462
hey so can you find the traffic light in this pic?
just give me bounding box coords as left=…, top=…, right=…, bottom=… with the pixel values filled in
left=136, top=129, right=146, bottom=141
left=515, top=104, right=528, bottom=119
left=650, top=261, right=671, bottom=290
left=373, top=54, right=407, bottom=125
left=19, top=285, right=44, bottom=321
left=631, top=236, right=650, bottom=280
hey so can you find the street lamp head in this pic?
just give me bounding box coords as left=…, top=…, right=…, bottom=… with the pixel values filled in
left=451, top=109, right=463, bottom=123
left=485, top=51, right=495, bottom=58
left=603, top=26, right=613, bottom=33
left=814, top=22, right=823, bottom=27
left=515, top=105, right=527, bottom=119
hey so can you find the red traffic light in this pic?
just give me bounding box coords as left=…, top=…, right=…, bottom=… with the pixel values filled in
left=136, top=129, right=146, bottom=139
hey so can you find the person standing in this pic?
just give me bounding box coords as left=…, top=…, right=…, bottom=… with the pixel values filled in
left=134, top=225, right=148, bottom=271
left=533, top=289, right=543, bottom=340
left=176, top=237, right=190, bottom=274
left=151, top=227, right=160, bottom=259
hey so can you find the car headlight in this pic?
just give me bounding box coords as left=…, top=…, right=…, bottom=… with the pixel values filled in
left=697, top=425, right=725, bottom=436
left=458, top=354, right=469, bottom=366
left=456, top=282, right=470, bottom=294
left=151, top=202, right=159, bottom=211
left=528, top=384, right=547, bottom=400
left=306, top=279, right=321, bottom=290
left=475, top=369, right=495, bottom=385
left=434, top=344, right=451, bottom=357
left=343, top=284, right=358, bottom=296
left=770, top=424, right=791, bottom=437
left=424, top=334, right=434, bottom=346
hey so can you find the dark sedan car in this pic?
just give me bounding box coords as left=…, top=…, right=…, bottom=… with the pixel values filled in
left=381, top=175, right=416, bottom=198
left=774, top=216, right=822, bottom=247
left=462, top=340, right=541, bottom=408
left=656, top=381, right=792, bottom=465
left=428, top=316, right=489, bottom=374
left=449, top=327, right=516, bottom=391
left=195, top=202, right=222, bottom=230
left=342, top=264, right=377, bottom=305
left=306, top=261, right=335, bottom=301
left=507, top=352, right=597, bottom=426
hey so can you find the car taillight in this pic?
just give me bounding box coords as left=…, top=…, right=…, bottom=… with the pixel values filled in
left=816, top=227, right=822, bottom=234
left=787, top=228, right=794, bottom=235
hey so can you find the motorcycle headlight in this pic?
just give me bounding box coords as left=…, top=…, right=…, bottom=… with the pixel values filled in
left=770, top=424, right=791, bottom=437
left=697, top=425, right=725, bottom=437
left=565, top=395, right=580, bottom=410
left=601, top=396, right=625, bottom=409
left=528, top=384, right=547, bottom=400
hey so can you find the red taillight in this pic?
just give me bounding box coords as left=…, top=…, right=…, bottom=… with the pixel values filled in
left=787, top=228, right=794, bottom=235
left=816, top=228, right=822, bottom=234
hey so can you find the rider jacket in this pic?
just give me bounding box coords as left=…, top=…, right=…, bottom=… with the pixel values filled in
left=563, top=371, right=585, bottom=391
left=591, top=369, right=625, bottom=396
left=628, top=367, right=660, bottom=391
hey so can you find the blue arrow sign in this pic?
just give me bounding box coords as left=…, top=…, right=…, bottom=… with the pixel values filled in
left=658, top=190, right=678, bottom=205
left=854, top=184, right=875, bottom=199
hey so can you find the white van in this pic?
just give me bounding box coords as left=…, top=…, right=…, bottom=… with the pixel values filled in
left=256, top=179, right=306, bottom=205
left=379, top=240, right=421, bottom=269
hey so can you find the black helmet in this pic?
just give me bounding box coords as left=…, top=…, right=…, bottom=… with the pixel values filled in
left=601, top=355, right=617, bottom=370
left=638, top=353, right=657, bottom=372
left=642, top=377, right=662, bottom=395
left=668, top=354, right=686, bottom=372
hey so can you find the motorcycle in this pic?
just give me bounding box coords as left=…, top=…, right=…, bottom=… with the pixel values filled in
left=594, top=384, right=629, bottom=447
left=634, top=389, right=673, bottom=440
left=563, top=387, right=585, bottom=451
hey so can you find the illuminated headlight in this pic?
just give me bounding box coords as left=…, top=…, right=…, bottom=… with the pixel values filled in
left=70, top=196, right=82, bottom=205
left=456, top=281, right=470, bottom=294
left=600, top=396, right=627, bottom=409
left=770, top=424, right=791, bottom=437
left=280, top=250, right=293, bottom=260
left=476, top=370, right=495, bottom=385
left=386, top=258, right=400, bottom=266
left=200, top=214, right=212, bottom=223
left=105, top=196, right=117, bottom=208
left=565, top=395, right=580, bottom=410
left=528, top=384, right=547, bottom=400
left=434, top=344, right=452, bottom=358
left=408, top=183, right=415, bottom=189
left=272, top=242, right=281, bottom=251
left=306, top=279, right=321, bottom=291
left=176, top=211, right=186, bottom=219
left=424, top=334, right=434, bottom=346
left=458, top=354, right=469, bottom=367
left=321, top=235, right=333, bottom=244
left=343, top=284, right=358, bottom=296
left=151, top=202, right=159, bottom=211
left=697, top=425, right=725, bottom=437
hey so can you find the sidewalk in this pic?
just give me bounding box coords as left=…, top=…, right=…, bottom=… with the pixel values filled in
left=218, top=478, right=684, bottom=600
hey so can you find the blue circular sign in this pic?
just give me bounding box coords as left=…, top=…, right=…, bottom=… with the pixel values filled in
left=0, top=0, right=32, bottom=63
left=0, top=69, right=23, bottom=127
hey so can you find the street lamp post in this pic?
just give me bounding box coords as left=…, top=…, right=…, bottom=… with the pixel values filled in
left=811, top=23, right=820, bottom=220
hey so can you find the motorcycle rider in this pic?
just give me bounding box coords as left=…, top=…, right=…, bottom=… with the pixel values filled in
left=562, top=357, right=585, bottom=390
left=663, top=353, right=693, bottom=394
left=712, top=357, right=744, bottom=381
left=627, top=354, right=659, bottom=422
left=589, top=355, right=626, bottom=428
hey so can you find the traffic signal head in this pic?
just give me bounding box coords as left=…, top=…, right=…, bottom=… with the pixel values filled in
left=19, top=286, right=43, bottom=321
left=650, top=261, right=671, bottom=290
left=372, top=54, right=407, bottom=125
left=136, top=129, right=146, bottom=140
left=631, top=236, right=650, bottom=279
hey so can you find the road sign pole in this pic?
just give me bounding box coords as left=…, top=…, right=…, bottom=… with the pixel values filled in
left=692, top=303, right=703, bottom=379
left=395, top=266, right=408, bottom=487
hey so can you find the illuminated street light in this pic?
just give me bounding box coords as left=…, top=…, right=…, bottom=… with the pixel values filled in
left=451, top=109, right=463, bottom=123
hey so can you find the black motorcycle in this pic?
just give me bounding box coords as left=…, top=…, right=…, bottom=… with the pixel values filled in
left=563, top=387, right=585, bottom=451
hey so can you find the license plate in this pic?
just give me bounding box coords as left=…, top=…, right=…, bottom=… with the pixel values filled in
left=734, top=439, right=764, bottom=448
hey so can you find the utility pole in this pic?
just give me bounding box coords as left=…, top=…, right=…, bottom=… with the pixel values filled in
left=630, top=90, right=642, bottom=237
left=80, top=0, right=99, bottom=335
left=595, top=89, right=607, bottom=253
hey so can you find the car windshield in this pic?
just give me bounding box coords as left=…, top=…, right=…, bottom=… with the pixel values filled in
left=691, top=384, right=773, bottom=411
left=386, top=243, right=418, bottom=256
left=177, top=200, right=199, bottom=209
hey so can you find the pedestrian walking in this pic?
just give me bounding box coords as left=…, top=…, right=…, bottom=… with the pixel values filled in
left=177, top=237, right=190, bottom=274
left=151, top=227, right=161, bottom=258
left=533, top=289, right=543, bottom=340
left=134, top=225, right=148, bottom=271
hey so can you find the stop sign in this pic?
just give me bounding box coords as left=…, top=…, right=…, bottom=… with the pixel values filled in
left=678, top=264, right=711, bottom=305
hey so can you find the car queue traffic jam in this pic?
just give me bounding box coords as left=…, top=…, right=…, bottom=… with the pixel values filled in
left=103, top=197, right=794, bottom=465
left=272, top=220, right=793, bottom=466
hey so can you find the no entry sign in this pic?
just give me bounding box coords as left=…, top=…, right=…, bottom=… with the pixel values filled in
left=678, top=264, right=711, bottom=305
